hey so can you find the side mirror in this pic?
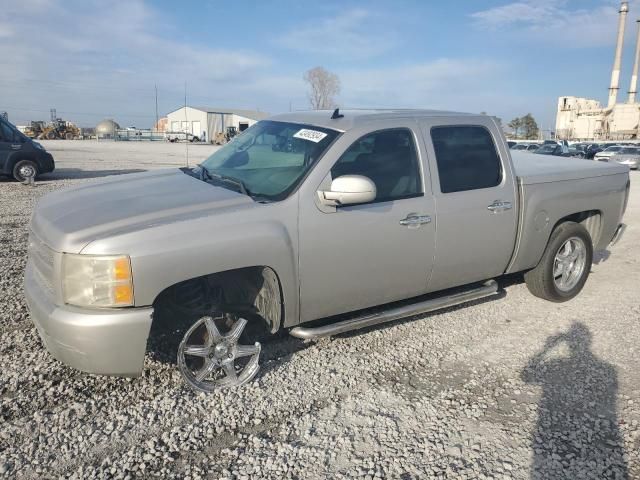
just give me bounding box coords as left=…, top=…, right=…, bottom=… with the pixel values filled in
left=319, top=175, right=376, bottom=206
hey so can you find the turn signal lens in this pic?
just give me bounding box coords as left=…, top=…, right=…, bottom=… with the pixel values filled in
left=62, top=254, right=134, bottom=308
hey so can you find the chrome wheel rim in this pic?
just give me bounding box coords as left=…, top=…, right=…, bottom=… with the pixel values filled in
left=178, top=315, right=261, bottom=393
left=19, top=165, right=36, bottom=178
left=553, top=236, right=587, bottom=292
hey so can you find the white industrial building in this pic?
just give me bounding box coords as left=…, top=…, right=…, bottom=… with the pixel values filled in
left=556, top=2, right=640, bottom=140
left=166, top=106, right=269, bottom=142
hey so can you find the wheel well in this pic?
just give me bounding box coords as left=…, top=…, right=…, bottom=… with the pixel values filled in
left=552, top=210, right=602, bottom=247
left=7, top=154, right=36, bottom=172
left=153, top=266, right=284, bottom=333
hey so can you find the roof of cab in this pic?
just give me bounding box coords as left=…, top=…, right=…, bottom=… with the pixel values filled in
left=268, top=109, right=477, bottom=131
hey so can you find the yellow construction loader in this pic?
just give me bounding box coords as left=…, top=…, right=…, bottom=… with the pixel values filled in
left=37, top=119, right=80, bottom=140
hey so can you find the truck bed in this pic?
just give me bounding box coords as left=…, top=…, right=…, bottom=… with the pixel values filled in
left=511, top=151, right=628, bottom=185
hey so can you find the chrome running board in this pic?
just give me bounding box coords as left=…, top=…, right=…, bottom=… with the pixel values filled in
left=290, top=280, right=500, bottom=340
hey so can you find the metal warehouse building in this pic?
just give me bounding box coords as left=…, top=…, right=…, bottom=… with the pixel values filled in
left=166, top=106, right=269, bottom=142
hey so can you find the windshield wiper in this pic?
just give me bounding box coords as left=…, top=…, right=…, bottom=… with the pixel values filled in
left=196, top=165, right=249, bottom=196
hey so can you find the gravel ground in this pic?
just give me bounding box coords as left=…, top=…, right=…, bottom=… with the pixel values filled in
left=1, top=140, right=639, bottom=479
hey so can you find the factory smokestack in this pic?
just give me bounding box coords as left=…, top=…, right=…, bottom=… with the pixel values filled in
left=609, top=2, right=629, bottom=108
left=629, top=19, right=640, bottom=103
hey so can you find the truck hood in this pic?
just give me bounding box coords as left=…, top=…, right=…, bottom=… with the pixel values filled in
left=31, top=169, right=254, bottom=253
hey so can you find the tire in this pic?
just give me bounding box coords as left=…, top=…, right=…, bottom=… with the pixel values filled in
left=12, top=160, right=39, bottom=182
left=65, top=132, right=73, bottom=140
left=524, top=221, right=593, bottom=302
left=46, top=131, right=56, bottom=140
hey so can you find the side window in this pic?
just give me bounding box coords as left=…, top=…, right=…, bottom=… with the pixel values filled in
left=331, top=129, right=422, bottom=203
left=431, top=126, right=502, bottom=193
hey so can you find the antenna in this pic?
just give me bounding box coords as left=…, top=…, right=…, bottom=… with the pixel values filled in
left=184, top=82, right=189, bottom=168
left=331, top=108, right=344, bottom=119
left=50, top=108, right=56, bottom=121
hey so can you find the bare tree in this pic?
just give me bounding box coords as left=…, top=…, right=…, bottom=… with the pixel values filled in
left=303, top=66, right=341, bottom=110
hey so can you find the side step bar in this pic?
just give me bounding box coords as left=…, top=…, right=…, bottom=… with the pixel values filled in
left=290, top=280, right=500, bottom=340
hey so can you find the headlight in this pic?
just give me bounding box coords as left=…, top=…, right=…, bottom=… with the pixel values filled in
left=62, top=254, right=134, bottom=308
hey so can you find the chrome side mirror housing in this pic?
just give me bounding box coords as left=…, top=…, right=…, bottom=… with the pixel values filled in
left=318, top=175, right=376, bottom=207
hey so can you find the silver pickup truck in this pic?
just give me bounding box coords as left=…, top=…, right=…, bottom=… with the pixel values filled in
left=25, top=109, right=629, bottom=392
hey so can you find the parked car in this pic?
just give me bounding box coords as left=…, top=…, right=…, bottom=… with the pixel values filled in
left=165, top=131, right=200, bottom=143
left=0, top=115, right=55, bottom=181
left=507, top=141, right=517, bottom=148
left=585, top=144, right=604, bottom=159
left=608, top=147, right=640, bottom=169
left=525, top=143, right=541, bottom=151
left=25, top=109, right=629, bottom=392
left=534, top=144, right=565, bottom=156
left=594, top=145, right=624, bottom=161
left=567, top=146, right=586, bottom=158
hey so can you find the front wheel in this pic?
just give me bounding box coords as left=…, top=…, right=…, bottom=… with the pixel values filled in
left=12, top=160, right=39, bottom=182
left=177, top=312, right=261, bottom=393
left=524, top=222, right=593, bottom=302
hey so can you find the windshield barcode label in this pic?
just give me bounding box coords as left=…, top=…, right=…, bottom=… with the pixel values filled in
left=293, top=129, right=328, bottom=143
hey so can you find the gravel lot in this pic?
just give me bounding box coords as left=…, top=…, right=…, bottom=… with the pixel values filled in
left=1, top=140, right=639, bottom=479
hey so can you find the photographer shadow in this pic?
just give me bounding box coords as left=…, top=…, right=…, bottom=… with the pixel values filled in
left=521, top=322, right=628, bottom=479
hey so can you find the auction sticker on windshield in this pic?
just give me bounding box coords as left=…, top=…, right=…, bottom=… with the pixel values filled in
left=293, top=129, right=328, bottom=143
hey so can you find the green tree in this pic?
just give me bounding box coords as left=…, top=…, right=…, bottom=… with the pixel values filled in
left=521, top=113, right=540, bottom=139
left=508, top=117, right=523, bottom=139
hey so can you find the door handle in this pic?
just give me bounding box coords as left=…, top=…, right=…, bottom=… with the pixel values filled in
left=400, top=214, right=432, bottom=227
left=487, top=200, right=513, bottom=213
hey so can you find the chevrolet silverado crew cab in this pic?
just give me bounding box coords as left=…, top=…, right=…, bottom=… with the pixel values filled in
left=25, top=109, right=629, bottom=393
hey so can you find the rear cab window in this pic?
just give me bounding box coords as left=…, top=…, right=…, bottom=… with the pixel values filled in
left=430, top=126, right=502, bottom=193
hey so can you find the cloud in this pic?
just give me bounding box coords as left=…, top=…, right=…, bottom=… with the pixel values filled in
left=470, top=0, right=634, bottom=48
left=0, top=1, right=272, bottom=126
left=277, top=9, right=398, bottom=60
left=471, top=0, right=569, bottom=29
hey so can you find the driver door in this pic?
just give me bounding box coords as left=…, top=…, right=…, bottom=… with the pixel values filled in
left=0, top=121, right=15, bottom=173
left=298, top=124, right=436, bottom=322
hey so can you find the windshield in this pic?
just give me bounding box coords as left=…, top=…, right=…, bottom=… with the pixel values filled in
left=199, top=120, right=339, bottom=201
left=605, top=146, right=622, bottom=152
left=0, top=118, right=27, bottom=143
left=620, top=147, right=639, bottom=154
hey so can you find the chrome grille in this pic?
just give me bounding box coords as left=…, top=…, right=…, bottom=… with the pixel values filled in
left=28, top=231, right=55, bottom=295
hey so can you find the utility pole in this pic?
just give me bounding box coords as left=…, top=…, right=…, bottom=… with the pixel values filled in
left=184, top=82, right=189, bottom=168
left=155, top=84, right=159, bottom=131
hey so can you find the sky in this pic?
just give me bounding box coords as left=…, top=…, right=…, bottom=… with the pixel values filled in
left=1, top=0, right=640, bottom=130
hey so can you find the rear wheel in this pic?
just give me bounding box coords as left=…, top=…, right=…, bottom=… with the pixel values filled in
left=12, top=160, right=39, bottom=182
left=46, top=131, right=56, bottom=140
left=524, top=222, right=593, bottom=302
left=65, top=132, right=73, bottom=140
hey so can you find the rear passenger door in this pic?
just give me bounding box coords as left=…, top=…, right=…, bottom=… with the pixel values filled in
left=419, top=119, right=518, bottom=291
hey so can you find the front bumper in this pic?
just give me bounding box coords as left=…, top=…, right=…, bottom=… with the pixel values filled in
left=24, top=263, right=153, bottom=376
left=39, top=152, right=55, bottom=174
